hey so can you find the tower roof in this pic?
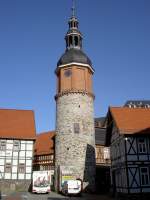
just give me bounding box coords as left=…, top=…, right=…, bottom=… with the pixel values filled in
left=57, top=1, right=92, bottom=68
left=57, top=48, right=92, bottom=67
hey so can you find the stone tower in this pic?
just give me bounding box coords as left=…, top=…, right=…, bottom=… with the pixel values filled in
left=55, top=3, right=95, bottom=192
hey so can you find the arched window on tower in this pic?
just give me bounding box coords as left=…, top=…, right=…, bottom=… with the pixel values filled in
left=69, top=36, right=73, bottom=46
left=71, top=21, right=74, bottom=28
left=69, top=22, right=71, bottom=28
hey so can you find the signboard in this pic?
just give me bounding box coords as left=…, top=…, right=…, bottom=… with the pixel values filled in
left=59, top=166, right=75, bottom=191
left=61, top=175, right=75, bottom=186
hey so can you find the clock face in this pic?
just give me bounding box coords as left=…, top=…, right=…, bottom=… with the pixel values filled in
left=64, top=69, right=72, bottom=77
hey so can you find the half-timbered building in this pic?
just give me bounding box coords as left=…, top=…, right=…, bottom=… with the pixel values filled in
left=33, top=131, right=55, bottom=188
left=33, top=131, right=55, bottom=171
left=106, top=107, right=150, bottom=199
left=0, top=109, right=36, bottom=191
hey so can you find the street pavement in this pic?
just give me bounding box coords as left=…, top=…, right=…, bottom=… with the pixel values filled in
left=0, top=191, right=114, bottom=200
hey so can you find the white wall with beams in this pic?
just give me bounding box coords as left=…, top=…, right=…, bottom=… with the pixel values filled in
left=0, top=139, right=34, bottom=180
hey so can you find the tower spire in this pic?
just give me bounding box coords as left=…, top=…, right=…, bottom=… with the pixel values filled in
left=71, top=0, right=75, bottom=17
left=65, top=0, right=82, bottom=50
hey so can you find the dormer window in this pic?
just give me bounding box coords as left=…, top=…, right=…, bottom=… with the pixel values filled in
left=145, top=104, right=150, bottom=108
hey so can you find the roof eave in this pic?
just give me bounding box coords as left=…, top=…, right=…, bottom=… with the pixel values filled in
left=55, top=62, right=95, bottom=75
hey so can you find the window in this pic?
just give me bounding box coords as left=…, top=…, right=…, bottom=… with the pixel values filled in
left=138, top=138, right=147, bottom=153
left=13, top=140, right=20, bottom=151
left=64, top=69, right=72, bottom=77
left=71, top=21, right=74, bottom=28
left=0, top=140, right=6, bottom=151
left=104, top=147, right=110, bottom=160
left=95, top=121, right=99, bottom=127
left=74, top=36, right=78, bottom=46
left=69, top=36, right=73, bottom=46
left=140, top=167, right=149, bottom=186
left=5, top=163, right=11, bottom=173
left=74, top=123, right=80, bottom=134
left=145, top=104, right=150, bottom=108
left=18, top=163, right=25, bottom=173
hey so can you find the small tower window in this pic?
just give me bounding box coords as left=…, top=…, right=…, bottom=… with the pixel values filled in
left=74, top=36, right=78, bottom=46
left=74, top=123, right=80, bottom=134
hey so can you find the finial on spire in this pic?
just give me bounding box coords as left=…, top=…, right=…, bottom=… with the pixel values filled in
left=71, top=0, right=76, bottom=17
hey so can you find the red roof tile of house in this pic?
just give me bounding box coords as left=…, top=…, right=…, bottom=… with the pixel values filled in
left=0, top=109, right=36, bottom=140
left=110, top=107, right=150, bottom=134
left=34, top=131, right=55, bottom=155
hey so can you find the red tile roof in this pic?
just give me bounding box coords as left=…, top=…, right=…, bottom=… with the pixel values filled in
left=34, top=131, right=55, bottom=155
left=110, top=107, right=150, bottom=134
left=0, top=109, right=36, bottom=140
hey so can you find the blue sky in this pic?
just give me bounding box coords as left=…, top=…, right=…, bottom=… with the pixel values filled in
left=0, top=0, right=150, bottom=133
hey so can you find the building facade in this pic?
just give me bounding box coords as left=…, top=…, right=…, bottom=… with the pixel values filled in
left=106, top=107, right=150, bottom=199
left=0, top=109, right=36, bottom=191
left=33, top=131, right=54, bottom=171
left=124, top=100, right=150, bottom=108
left=95, top=118, right=111, bottom=193
left=54, top=9, right=96, bottom=192
left=33, top=131, right=55, bottom=189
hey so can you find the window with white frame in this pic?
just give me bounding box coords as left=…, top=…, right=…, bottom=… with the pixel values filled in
left=103, top=147, right=110, bottom=160
left=18, top=163, right=25, bottom=173
left=13, top=140, right=20, bottom=151
left=5, top=163, right=11, bottom=173
left=140, top=167, right=149, bottom=186
left=0, top=140, right=6, bottom=151
left=138, top=138, right=147, bottom=154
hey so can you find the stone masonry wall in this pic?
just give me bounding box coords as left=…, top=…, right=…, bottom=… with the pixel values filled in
left=0, top=180, right=31, bottom=193
left=55, top=93, right=96, bottom=192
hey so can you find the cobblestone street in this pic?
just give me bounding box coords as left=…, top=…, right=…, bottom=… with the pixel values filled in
left=0, top=191, right=113, bottom=200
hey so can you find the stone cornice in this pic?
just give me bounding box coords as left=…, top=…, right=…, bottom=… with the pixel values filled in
left=55, top=89, right=95, bottom=100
